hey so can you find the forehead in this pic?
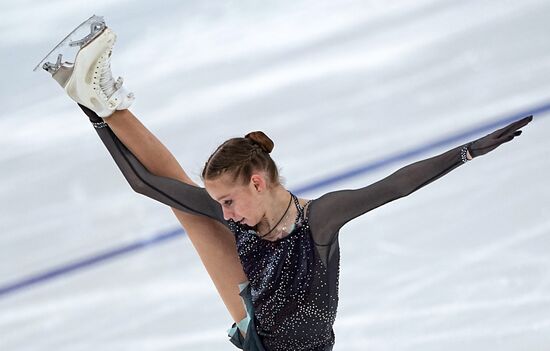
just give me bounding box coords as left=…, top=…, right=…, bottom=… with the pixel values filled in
left=205, top=174, right=247, bottom=200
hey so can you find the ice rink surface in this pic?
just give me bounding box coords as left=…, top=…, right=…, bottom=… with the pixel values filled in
left=1, top=1, right=549, bottom=350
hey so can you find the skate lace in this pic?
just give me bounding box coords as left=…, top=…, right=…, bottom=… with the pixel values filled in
left=98, top=51, right=123, bottom=99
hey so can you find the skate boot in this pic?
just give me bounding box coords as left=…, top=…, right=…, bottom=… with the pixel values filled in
left=34, top=15, right=134, bottom=118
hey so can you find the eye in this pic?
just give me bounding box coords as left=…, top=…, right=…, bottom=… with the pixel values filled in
left=223, top=199, right=233, bottom=207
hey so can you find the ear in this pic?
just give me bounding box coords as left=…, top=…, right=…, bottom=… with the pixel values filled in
left=250, top=173, right=267, bottom=193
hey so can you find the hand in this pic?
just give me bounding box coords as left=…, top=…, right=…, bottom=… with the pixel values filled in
left=469, top=115, right=533, bottom=158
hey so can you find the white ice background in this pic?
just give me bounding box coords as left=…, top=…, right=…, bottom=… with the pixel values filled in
left=0, top=1, right=549, bottom=350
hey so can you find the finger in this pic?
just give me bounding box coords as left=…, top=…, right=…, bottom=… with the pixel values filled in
left=514, top=115, right=533, bottom=129
left=495, top=131, right=524, bottom=145
left=497, top=115, right=533, bottom=138
left=497, top=129, right=524, bottom=143
left=509, top=116, right=533, bottom=131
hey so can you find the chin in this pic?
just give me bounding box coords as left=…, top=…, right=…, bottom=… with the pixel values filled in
left=246, top=219, right=259, bottom=227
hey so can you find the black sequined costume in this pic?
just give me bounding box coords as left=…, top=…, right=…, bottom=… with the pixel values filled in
left=228, top=194, right=338, bottom=350
left=80, top=106, right=471, bottom=350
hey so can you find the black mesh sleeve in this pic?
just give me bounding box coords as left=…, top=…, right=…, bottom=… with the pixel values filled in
left=79, top=104, right=225, bottom=224
left=308, top=144, right=467, bottom=245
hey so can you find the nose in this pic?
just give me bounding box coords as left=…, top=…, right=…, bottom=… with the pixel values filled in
left=222, top=207, right=235, bottom=221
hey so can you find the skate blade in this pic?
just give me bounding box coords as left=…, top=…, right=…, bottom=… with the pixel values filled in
left=33, top=15, right=107, bottom=74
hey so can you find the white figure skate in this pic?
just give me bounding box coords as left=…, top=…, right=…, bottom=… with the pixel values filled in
left=34, top=15, right=134, bottom=118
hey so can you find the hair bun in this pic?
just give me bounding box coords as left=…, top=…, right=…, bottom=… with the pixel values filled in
left=245, top=131, right=274, bottom=153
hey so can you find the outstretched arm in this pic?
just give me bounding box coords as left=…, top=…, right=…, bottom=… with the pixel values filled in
left=79, top=105, right=225, bottom=223
left=102, top=109, right=193, bottom=184
left=308, top=116, right=533, bottom=245
left=78, top=105, right=248, bottom=325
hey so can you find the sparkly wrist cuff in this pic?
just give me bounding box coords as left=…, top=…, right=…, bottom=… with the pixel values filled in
left=92, top=121, right=108, bottom=129
left=460, top=144, right=471, bottom=163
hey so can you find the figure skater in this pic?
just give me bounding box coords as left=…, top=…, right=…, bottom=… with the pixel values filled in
left=42, top=24, right=533, bottom=351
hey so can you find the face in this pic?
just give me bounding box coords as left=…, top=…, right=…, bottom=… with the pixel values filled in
left=205, top=173, right=266, bottom=226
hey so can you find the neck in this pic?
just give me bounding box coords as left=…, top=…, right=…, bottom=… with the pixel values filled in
left=257, top=186, right=292, bottom=235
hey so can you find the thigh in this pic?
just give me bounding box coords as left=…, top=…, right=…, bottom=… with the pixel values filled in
left=173, top=209, right=247, bottom=323
left=228, top=283, right=267, bottom=351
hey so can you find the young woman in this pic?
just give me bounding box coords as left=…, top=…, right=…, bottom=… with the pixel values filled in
left=45, top=25, right=533, bottom=351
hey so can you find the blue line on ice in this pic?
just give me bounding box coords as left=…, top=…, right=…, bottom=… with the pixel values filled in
left=0, top=104, right=548, bottom=299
